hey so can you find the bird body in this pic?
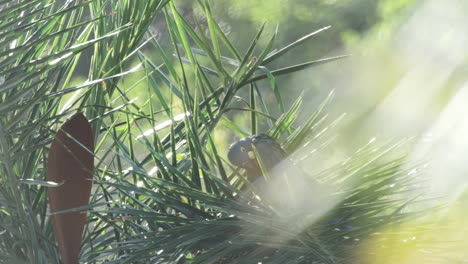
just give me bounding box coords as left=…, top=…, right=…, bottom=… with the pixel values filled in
left=214, top=134, right=337, bottom=263
left=227, top=134, right=332, bottom=220
left=228, top=134, right=304, bottom=210
left=227, top=134, right=286, bottom=182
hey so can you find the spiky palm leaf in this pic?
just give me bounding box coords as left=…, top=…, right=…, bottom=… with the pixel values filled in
left=0, top=1, right=437, bottom=264
left=0, top=0, right=169, bottom=263
left=78, top=2, right=426, bottom=264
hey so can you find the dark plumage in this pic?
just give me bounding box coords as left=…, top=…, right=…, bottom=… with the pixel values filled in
left=227, top=134, right=286, bottom=180
left=221, top=134, right=328, bottom=263
left=228, top=134, right=324, bottom=214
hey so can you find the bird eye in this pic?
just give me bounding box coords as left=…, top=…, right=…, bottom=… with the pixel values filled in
left=240, top=146, right=246, bottom=152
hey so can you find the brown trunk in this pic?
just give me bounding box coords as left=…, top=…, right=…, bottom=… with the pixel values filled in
left=47, top=113, right=94, bottom=264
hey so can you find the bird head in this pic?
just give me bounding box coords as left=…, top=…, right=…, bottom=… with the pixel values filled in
left=227, top=136, right=257, bottom=170
left=227, top=134, right=287, bottom=179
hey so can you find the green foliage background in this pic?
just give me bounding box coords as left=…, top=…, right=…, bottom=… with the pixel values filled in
left=0, top=0, right=467, bottom=263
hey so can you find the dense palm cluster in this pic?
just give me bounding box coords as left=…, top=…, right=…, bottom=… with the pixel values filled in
left=1, top=1, right=459, bottom=264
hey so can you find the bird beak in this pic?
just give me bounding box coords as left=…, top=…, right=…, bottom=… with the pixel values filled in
left=248, top=150, right=255, bottom=160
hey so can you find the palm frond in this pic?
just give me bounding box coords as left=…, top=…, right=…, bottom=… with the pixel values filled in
left=77, top=2, right=427, bottom=263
